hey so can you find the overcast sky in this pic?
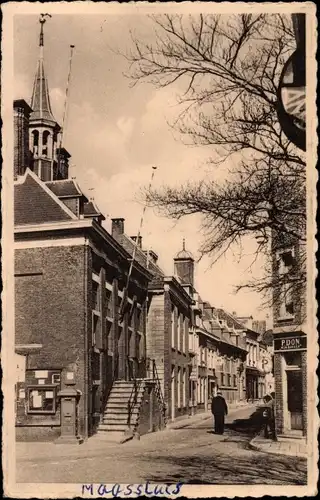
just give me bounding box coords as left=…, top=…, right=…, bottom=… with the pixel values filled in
left=14, top=11, right=269, bottom=320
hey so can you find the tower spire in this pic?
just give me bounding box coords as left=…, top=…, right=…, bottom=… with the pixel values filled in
left=31, top=14, right=55, bottom=123
left=29, top=14, right=61, bottom=182
left=39, top=14, right=51, bottom=55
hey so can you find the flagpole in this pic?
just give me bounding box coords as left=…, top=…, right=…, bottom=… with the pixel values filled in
left=119, top=166, right=157, bottom=320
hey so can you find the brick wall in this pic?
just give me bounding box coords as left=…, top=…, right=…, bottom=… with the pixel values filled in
left=163, top=289, right=173, bottom=416
left=147, top=293, right=165, bottom=396
left=14, top=100, right=32, bottom=178
left=137, top=382, right=164, bottom=436
left=272, top=241, right=306, bottom=328
left=301, top=350, right=308, bottom=436
left=15, top=244, right=89, bottom=440
left=274, top=352, right=284, bottom=434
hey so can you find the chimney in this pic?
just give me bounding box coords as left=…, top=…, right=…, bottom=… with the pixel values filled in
left=232, top=311, right=237, bottom=318
left=111, top=218, right=125, bottom=238
left=55, top=147, right=71, bottom=180
left=148, top=250, right=158, bottom=264
left=14, top=99, right=33, bottom=178
left=131, top=235, right=142, bottom=248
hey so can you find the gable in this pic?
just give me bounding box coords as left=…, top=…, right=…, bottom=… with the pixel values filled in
left=15, top=172, right=75, bottom=225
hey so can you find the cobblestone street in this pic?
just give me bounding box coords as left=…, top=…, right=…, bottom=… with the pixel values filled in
left=16, top=406, right=307, bottom=485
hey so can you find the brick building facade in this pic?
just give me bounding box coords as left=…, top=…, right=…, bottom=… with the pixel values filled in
left=14, top=16, right=277, bottom=442
left=14, top=168, right=158, bottom=440
left=13, top=20, right=165, bottom=441
left=272, top=237, right=307, bottom=438
left=146, top=246, right=194, bottom=422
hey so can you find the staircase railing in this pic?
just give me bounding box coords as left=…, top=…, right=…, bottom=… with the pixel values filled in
left=127, top=375, right=143, bottom=429
left=101, top=353, right=119, bottom=418
left=149, top=358, right=167, bottom=427
left=126, top=356, right=167, bottom=429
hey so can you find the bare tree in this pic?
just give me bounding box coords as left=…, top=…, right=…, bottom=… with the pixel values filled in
left=124, top=13, right=306, bottom=303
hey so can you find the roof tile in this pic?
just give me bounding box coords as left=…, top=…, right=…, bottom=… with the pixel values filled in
left=15, top=172, right=74, bottom=225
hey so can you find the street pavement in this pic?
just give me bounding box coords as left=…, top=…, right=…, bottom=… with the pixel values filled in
left=16, top=405, right=307, bottom=485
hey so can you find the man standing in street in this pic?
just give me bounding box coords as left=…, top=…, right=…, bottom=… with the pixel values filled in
left=211, top=391, right=228, bottom=434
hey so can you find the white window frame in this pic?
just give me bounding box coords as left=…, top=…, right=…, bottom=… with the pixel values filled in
left=177, top=367, right=181, bottom=408
left=171, top=307, right=175, bottom=349
left=277, top=247, right=295, bottom=276
left=278, top=281, right=295, bottom=320
left=182, top=315, right=186, bottom=353
left=177, top=312, right=181, bottom=351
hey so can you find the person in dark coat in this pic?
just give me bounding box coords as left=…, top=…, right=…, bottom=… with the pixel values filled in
left=211, top=391, right=228, bottom=434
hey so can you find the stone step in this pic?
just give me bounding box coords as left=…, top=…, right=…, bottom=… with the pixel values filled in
left=90, top=431, right=124, bottom=442
left=112, top=383, right=135, bottom=388
left=104, top=407, right=139, bottom=415
left=107, top=395, right=143, bottom=403
left=110, top=390, right=135, bottom=397
left=98, top=424, right=129, bottom=432
left=277, top=433, right=305, bottom=441
left=103, top=416, right=138, bottom=425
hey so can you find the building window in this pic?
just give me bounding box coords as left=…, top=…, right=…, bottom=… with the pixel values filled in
left=227, top=374, right=231, bottom=387
left=177, top=313, right=181, bottom=351
left=285, top=351, right=302, bottom=368
left=233, top=374, right=237, bottom=387
left=171, top=307, right=175, bottom=349
left=136, top=308, right=142, bottom=333
left=183, top=369, right=187, bottom=407
left=277, top=248, right=295, bottom=276
left=182, top=315, right=186, bottom=352
left=27, top=387, right=56, bottom=414
left=105, top=289, right=113, bottom=319
left=221, top=373, right=225, bottom=386
left=279, top=282, right=294, bottom=319
left=92, top=313, right=99, bottom=346
left=51, top=373, right=61, bottom=385
left=177, top=367, right=181, bottom=408
left=92, top=281, right=100, bottom=312
left=106, top=319, right=112, bottom=353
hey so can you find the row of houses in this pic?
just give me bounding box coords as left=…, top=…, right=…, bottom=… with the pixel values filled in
left=13, top=19, right=274, bottom=443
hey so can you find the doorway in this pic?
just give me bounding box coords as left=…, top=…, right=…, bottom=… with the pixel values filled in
left=286, top=369, right=303, bottom=430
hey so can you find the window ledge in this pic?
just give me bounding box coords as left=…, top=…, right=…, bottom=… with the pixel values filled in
left=277, top=315, right=295, bottom=322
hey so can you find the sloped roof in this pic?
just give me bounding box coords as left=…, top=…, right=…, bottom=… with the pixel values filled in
left=84, top=200, right=105, bottom=220
left=114, top=233, right=165, bottom=278
left=45, top=179, right=84, bottom=198
left=30, top=58, right=57, bottom=124
left=174, top=240, right=194, bottom=260
left=14, top=169, right=76, bottom=225
left=214, top=308, right=246, bottom=330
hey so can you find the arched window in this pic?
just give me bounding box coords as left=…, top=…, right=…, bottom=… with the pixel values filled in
left=42, top=130, right=50, bottom=156
left=32, top=130, right=39, bottom=155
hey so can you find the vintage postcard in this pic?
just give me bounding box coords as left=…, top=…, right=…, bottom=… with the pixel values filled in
left=1, top=1, right=318, bottom=497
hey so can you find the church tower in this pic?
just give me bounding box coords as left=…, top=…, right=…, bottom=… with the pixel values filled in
left=29, top=14, right=62, bottom=182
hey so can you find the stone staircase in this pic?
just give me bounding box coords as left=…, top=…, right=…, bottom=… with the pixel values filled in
left=98, top=380, right=145, bottom=434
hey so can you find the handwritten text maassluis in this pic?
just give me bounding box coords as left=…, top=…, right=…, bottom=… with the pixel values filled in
left=82, top=482, right=183, bottom=497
